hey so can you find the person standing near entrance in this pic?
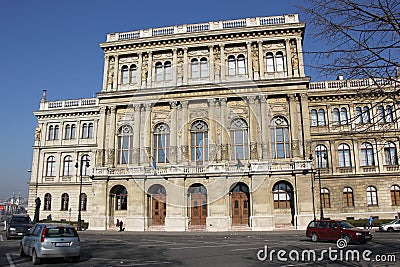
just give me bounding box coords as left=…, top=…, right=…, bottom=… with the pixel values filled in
left=368, top=215, right=373, bottom=229
left=119, top=220, right=124, bottom=231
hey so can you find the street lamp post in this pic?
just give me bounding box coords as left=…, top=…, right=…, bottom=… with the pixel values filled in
left=75, top=158, right=89, bottom=231
left=316, top=151, right=327, bottom=220
left=309, top=154, right=316, bottom=221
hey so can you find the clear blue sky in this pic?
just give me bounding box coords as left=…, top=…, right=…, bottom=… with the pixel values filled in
left=0, top=0, right=324, bottom=200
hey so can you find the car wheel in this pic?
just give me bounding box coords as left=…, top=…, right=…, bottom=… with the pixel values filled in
left=311, top=233, right=318, bottom=242
left=71, top=255, right=80, bottom=262
left=19, top=245, right=26, bottom=257
left=343, top=235, right=351, bottom=244
left=387, top=227, right=394, bottom=232
left=32, top=250, right=41, bottom=265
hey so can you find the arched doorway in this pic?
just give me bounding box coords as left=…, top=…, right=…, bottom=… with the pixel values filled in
left=109, top=185, right=128, bottom=227
left=272, top=181, right=295, bottom=225
left=148, top=184, right=166, bottom=226
left=230, top=182, right=250, bottom=226
left=188, top=184, right=207, bottom=226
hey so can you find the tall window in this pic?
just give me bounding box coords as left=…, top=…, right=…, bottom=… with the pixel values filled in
left=271, top=117, right=290, bottom=159
left=310, top=109, right=326, bottom=126
left=82, top=123, right=93, bottom=139
left=115, top=187, right=128, bottom=210
left=155, top=61, right=172, bottom=81
left=191, top=58, right=209, bottom=78
left=237, top=54, right=246, bottom=75
left=64, top=124, right=76, bottom=139
left=117, top=125, right=134, bottom=164
left=191, top=120, right=208, bottom=162
left=366, top=186, right=378, bottom=206
left=378, top=105, right=385, bottom=123
left=363, top=106, right=371, bottom=123
left=333, top=108, right=340, bottom=125
left=81, top=155, right=90, bottom=176
left=230, top=118, right=249, bottom=160
left=61, top=193, right=69, bottom=211
left=273, top=182, right=292, bottom=209
left=384, top=142, right=398, bottom=165
left=130, top=64, right=137, bottom=83
left=46, top=156, right=56, bottom=177
left=63, top=155, right=73, bottom=176
left=340, top=107, right=348, bottom=125
left=153, top=123, right=170, bottom=163
left=338, top=143, right=351, bottom=167
left=155, top=62, right=163, bottom=81
left=276, top=52, right=284, bottom=72
left=48, top=125, right=59, bottom=140
left=228, top=55, right=236, bottom=76
left=343, top=187, right=354, bottom=207
left=164, top=61, right=172, bottom=80
left=80, top=193, right=87, bottom=211
left=386, top=105, right=394, bottom=122
left=121, top=65, right=129, bottom=84
left=191, top=59, right=199, bottom=78
left=266, top=53, right=274, bottom=72
left=311, top=109, right=318, bottom=126
left=315, top=145, right=328, bottom=168
left=227, top=54, right=246, bottom=76
left=200, top=58, right=209, bottom=77
left=361, top=142, right=375, bottom=166
left=321, top=188, right=330, bottom=208
left=44, top=193, right=52, bottom=211
left=391, top=185, right=400, bottom=205
left=355, top=107, right=362, bottom=124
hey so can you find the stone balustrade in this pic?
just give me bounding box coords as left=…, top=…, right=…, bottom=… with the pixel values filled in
left=39, top=98, right=99, bottom=111
left=106, top=14, right=299, bottom=42
left=309, top=78, right=396, bottom=91
left=93, top=160, right=312, bottom=177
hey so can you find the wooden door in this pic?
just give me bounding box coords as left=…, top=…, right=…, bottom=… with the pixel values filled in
left=151, top=194, right=166, bottom=225
left=191, top=193, right=207, bottom=225
left=231, top=192, right=249, bottom=225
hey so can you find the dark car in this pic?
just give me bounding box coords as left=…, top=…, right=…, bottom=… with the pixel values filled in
left=306, top=219, right=372, bottom=244
left=6, top=214, right=34, bottom=240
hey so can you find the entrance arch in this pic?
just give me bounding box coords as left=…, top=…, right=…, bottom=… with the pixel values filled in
left=272, top=181, right=295, bottom=225
left=188, top=183, right=207, bottom=226
left=148, top=184, right=166, bottom=226
left=230, top=182, right=250, bottom=226
left=109, top=185, right=128, bottom=227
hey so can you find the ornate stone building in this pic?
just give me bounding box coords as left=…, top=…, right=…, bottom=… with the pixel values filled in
left=28, top=14, right=400, bottom=231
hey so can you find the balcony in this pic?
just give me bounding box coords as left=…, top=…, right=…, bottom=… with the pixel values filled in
left=93, top=160, right=312, bottom=177
left=39, top=98, right=98, bottom=111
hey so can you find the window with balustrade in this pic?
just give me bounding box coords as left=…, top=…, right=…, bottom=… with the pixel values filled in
left=360, top=142, right=375, bottom=166
left=190, top=120, right=208, bottom=162
left=117, top=125, right=134, bottom=165
left=391, top=185, right=400, bottom=206
left=230, top=118, right=249, bottom=160
left=366, top=186, right=378, bottom=206
left=271, top=117, right=290, bottom=159
left=343, top=187, right=354, bottom=207
left=384, top=142, right=398, bottom=166
left=153, top=123, right=170, bottom=163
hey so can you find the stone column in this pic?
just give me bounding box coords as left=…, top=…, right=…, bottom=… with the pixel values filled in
left=208, top=99, right=217, bottom=161
left=220, top=98, right=229, bottom=161
left=258, top=41, right=265, bottom=79
left=246, top=42, right=252, bottom=79
left=112, top=55, right=119, bottom=91
left=137, top=52, right=143, bottom=87
left=248, top=96, right=259, bottom=160
left=208, top=45, right=214, bottom=83
left=220, top=44, right=226, bottom=82
left=172, top=48, right=178, bottom=86
left=260, top=96, right=270, bottom=160
left=96, top=106, right=107, bottom=167
left=102, top=55, right=109, bottom=91
left=146, top=51, right=153, bottom=87
left=142, top=103, right=152, bottom=165
left=183, top=48, right=188, bottom=84
left=107, top=106, right=117, bottom=166
left=296, top=38, right=304, bottom=77
left=170, top=101, right=178, bottom=164
left=180, top=101, right=189, bottom=163
left=285, top=39, right=293, bottom=77
left=289, top=94, right=300, bottom=158
left=133, top=104, right=141, bottom=165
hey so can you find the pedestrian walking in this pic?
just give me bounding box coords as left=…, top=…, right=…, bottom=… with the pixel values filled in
left=119, top=220, right=124, bottom=231
left=368, top=215, right=373, bottom=229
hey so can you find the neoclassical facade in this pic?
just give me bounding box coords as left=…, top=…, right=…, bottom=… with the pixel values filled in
left=28, top=14, right=400, bottom=231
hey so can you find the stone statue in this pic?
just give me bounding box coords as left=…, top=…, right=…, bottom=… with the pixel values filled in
left=107, top=57, right=115, bottom=86
left=34, top=197, right=41, bottom=223
left=290, top=41, right=299, bottom=70
left=213, top=47, right=220, bottom=75
left=34, top=126, right=41, bottom=141
left=141, top=62, right=148, bottom=81
left=252, top=44, right=259, bottom=72
left=177, top=50, right=184, bottom=78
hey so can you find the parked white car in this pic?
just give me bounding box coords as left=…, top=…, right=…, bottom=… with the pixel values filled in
left=379, top=219, right=400, bottom=232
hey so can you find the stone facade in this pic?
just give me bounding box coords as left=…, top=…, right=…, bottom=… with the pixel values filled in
left=28, top=14, right=400, bottom=231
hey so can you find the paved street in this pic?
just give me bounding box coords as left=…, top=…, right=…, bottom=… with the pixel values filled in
left=1, top=227, right=399, bottom=266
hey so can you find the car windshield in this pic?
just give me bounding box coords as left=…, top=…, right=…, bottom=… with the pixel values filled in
left=11, top=217, right=31, bottom=224
left=337, top=221, right=354, bottom=229
left=45, top=227, right=78, bottom=238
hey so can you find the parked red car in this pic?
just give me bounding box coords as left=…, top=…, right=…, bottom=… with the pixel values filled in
left=306, top=220, right=372, bottom=244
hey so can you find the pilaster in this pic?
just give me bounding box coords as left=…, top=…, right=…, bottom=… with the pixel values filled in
left=246, top=42, right=252, bottom=80
left=258, top=41, right=265, bottom=79
left=133, top=104, right=141, bottom=165
left=285, top=39, right=293, bottom=77
left=289, top=94, right=300, bottom=158
left=209, top=45, right=215, bottom=83
left=107, top=106, right=117, bottom=166
left=170, top=101, right=178, bottom=164
left=220, top=44, right=226, bottom=82
left=146, top=51, right=153, bottom=87
left=208, top=98, right=217, bottom=161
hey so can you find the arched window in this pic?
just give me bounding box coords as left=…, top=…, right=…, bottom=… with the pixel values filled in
left=390, top=185, right=400, bottom=205
left=355, top=107, right=362, bottom=124
left=190, top=120, right=208, bottom=162
left=80, top=193, right=87, bottom=211
left=228, top=55, right=236, bottom=76
left=318, top=109, right=326, bottom=126
left=81, top=155, right=90, bottom=176
left=343, top=187, right=354, bottom=207
left=63, top=155, right=73, bottom=176
left=276, top=52, right=284, bottom=72
left=46, top=156, right=56, bottom=177
left=340, top=107, right=348, bottom=125
left=44, top=193, right=52, bottom=211
left=54, top=125, right=59, bottom=140
left=271, top=117, right=290, bottom=159
left=164, top=61, right=172, bottom=80
left=361, top=142, right=375, bottom=166
left=315, top=144, right=328, bottom=168
left=378, top=105, right=385, bottom=123
left=155, top=62, right=163, bottom=81
left=121, top=65, right=129, bottom=84
left=48, top=125, right=54, bottom=140
left=333, top=108, right=340, bottom=125
left=384, top=142, right=398, bottom=165
left=237, top=54, right=246, bottom=75
left=311, top=109, right=318, bottom=126
left=130, top=64, right=137, bottom=83
left=117, top=125, right=134, bottom=164
left=115, top=187, right=128, bottom=210
left=338, top=143, right=351, bottom=167
left=71, top=124, right=76, bottom=139
left=88, top=123, right=94, bottom=138
left=191, top=59, right=199, bottom=78
left=65, top=124, right=71, bottom=139
left=321, top=188, right=330, bottom=208
left=363, top=106, right=371, bottom=123
left=366, top=186, right=378, bottom=206
left=82, top=123, right=88, bottom=138
left=200, top=57, right=208, bottom=77
left=61, top=193, right=69, bottom=211
left=273, top=182, right=292, bottom=209
left=266, top=53, right=275, bottom=72
left=153, top=123, right=170, bottom=163
left=386, top=105, right=393, bottom=122
left=230, top=118, right=249, bottom=160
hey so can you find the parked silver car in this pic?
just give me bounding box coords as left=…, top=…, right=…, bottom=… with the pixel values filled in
left=20, top=223, right=81, bottom=265
left=379, top=219, right=400, bottom=232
